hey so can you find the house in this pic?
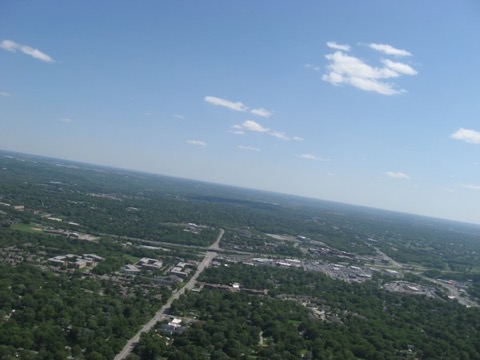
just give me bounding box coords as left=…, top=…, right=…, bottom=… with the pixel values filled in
left=137, top=257, right=163, bottom=270
left=48, top=255, right=67, bottom=266
left=160, top=318, right=185, bottom=335
left=170, top=267, right=188, bottom=278
left=153, top=275, right=183, bottom=287
left=123, top=264, right=141, bottom=274
left=83, top=254, right=105, bottom=262
left=73, top=259, right=88, bottom=269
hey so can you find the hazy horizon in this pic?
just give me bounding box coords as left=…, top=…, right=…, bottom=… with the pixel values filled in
left=3, top=148, right=480, bottom=229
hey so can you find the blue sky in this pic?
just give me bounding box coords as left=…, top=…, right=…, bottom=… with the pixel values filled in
left=1, top=1, right=480, bottom=224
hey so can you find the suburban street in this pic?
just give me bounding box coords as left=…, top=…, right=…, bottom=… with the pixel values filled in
left=114, top=228, right=224, bottom=360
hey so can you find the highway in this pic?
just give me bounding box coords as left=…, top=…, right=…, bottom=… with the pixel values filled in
left=114, top=228, right=224, bottom=360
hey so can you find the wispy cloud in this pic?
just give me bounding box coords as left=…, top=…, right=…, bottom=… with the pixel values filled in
left=0, top=91, right=11, bottom=97
left=369, top=43, right=411, bottom=57
left=293, top=136, right=304, bottom=142
left=250, top=108, right=273, bottom=118
left=230, top=130, right=245, bottom=135
left=462, top=184, right=480, bottom=191
left=270, top=131, right=289, bottom=140
left=1, top=39, right=55, bottom=63
left=241, top=120, right=269, bottom=133
left=299, top=154, right=330, bottom=161
left=450, top=128, right=480, bottom=144
left=205, top=96, right=274, bottom=120
left=327, top=41, right=351, bottom=52
left=238, top=145, right=261, bottom=152
left=230, top=125, right=246, bottom=135
left=382, top=59, right=417, bottom=75
left=60, top=118, right=73, bottom=124
left=187, top=140, right=206, bottom=146
left=233, top=120, right=299, bottom=141
left=305, top=64, right=321, bottom=71
left=204, top=96, right=248, bottom=112
left=173, top=114, right=186, bottom=120
left=321, top=42, right=417, bottom=95
left=386, top=171, right=410, bottom=179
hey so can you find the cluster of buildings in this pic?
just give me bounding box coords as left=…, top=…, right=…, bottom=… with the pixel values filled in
left=219, top=254, right=378, bottom=284
left=0, top=202, right=25, bottom=212
left=122, top=258, right=194, bottom=281
left=48, top=253, right=104, bottom=269
left=306, top=262, right=373, bottom=282
left=307, top=246, right=355, bottom=259
left=383, top=281, right=438, bottom=298
left=241, top=257, right=303, bottom=268
left=123, top=257, right=164, bottom=274
left=170, top=261, right=192, bottom=278
left=44, top=228, right=97, bottom=241
left=185, top=223, right=207, bottom=234
left=87, top=192, right=122, bottom=201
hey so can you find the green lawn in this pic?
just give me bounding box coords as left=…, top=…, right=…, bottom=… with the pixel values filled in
left=11, top=223, right=44, bottom=233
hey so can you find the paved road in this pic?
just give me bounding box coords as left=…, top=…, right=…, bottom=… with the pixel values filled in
left=114, top=228, right=224, bottom=360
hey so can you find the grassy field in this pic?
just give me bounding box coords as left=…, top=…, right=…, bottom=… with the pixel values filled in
left=11, top=223, right=44, bottom=233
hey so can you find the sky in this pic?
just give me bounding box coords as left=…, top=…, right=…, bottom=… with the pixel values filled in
left=1, top=1, right=480, bottom=224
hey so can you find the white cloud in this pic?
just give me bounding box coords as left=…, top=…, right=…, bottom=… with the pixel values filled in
left=60, top=118, right=73, bottom=123
left=321, top=41, right=417, bottom=95
left=382, top=59, right=417, bottom=75
left=299, top=154, right=318, bottom=160
left=1, top=39, right=55, bottom=63
left=205, top=96, right=274, bottom=120
left=270, top=131, right=289, bottom=140
left=241, top=120, right=269, bottom=133
left=322, top=45, right=417, bottom=95
left=0, top=91, right=11, bottom=97
left=238, top=145, right=261, bottom=152
left=462, top=184, right=480, bottom=191
left=234, top=120, right=297, bottom=141
left=299, top=154, right=330, bottom=161
left=187, top=140, right=206, bottom=146
left=305, top=64, right=321, bottom=71
left=369, top=43, right=412, bottom=57
left=293, top=136, right=304, bottom=142
left=230, top=125, right=246, bottom=135
left=327, top=41, right=351, bottom=52
left=204, top=96, right=248, bottom=112
left=173, top=114, right=185, bottom=120
left=230, top=130, right=245, bottom=135
left=386, top=171, right=410, bottom=179
left=250, top=107, right=273, bottom=118
left=450, top=128, right=480, bottom=144
left=322, top=51, right=398, bottom=95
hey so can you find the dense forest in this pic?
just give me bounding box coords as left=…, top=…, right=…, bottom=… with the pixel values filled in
left=1, top=151, right=480, bottom=359
left=165, top=286, right=480, bottom=359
